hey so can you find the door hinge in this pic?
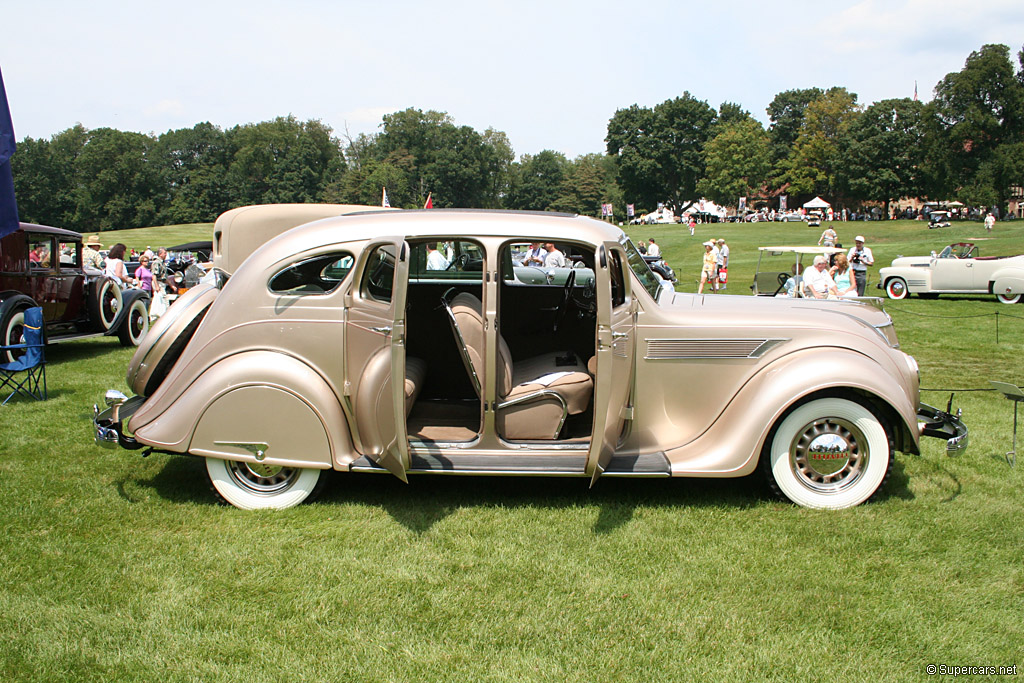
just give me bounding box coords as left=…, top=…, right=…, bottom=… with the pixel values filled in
left=619, top=405, right=634, bottom=420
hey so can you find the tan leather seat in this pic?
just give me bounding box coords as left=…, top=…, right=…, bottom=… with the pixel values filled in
left=446, top=292, right=593, bottom=440
left=404, top=356, right=427, bottom=417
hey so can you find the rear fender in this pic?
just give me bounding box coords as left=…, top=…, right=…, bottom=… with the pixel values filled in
left=130, top=350, right=354, bottom=469
left=989, top=268, right=1024, bottom=296
left=663, top=347, right=919, bottom=476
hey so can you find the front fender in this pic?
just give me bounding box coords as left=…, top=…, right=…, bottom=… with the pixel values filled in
left=879, top=266, right=931, bottom=293
left=663, top=347, right=919, bottom=476
left=129, top=350, right=354, bottom=469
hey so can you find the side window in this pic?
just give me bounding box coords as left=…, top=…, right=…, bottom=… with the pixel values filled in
left=28, top=236, right=53, bottom=270
left=59, top=241, right=79, bottom=268
left=269, top=251, right=355, bottom=295
left=361, top=244, right=396, bottom=303
left=409, top=239, right=485, bottom=281
left=609, top=250, right=626, bottom=308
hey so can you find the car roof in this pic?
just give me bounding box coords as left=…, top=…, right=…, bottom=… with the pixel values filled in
left=272, top=209, right=626, bottom=248
left=16, top=222, right=82, bottom=240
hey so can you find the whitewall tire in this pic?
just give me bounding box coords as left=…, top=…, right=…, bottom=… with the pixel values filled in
left=996, top=292, right=1022, bottom=304
left=206, top=458, right=324, bottom=510
left=117, top=298, right=150, bottom=347
left=764, top=397, right=893, bottom=510
left=884, top=278, right=908, bottom=300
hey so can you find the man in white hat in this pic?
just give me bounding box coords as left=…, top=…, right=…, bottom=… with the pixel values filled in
left=82, top=235, right=104, bottom=270
left=847, top=235, right=874, bottom=296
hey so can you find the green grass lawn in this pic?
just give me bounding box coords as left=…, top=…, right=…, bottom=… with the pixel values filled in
left=1, top=217, right=1023, bottom=681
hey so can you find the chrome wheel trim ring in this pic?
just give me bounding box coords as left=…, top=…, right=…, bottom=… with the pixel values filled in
left=886, top=279, right=906, bottom=298
left=789, top=417, right=868, bottom=494
left=226, top=461, right=299, bottom=496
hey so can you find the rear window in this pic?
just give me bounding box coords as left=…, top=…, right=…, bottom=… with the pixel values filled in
left=269, top=252, right=355, bottom=295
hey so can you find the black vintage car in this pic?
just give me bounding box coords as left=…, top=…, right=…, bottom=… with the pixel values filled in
left=0, top=223, right=150, bottom=358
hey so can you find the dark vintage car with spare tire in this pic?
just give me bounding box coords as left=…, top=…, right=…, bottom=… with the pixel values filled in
left=0, top=223, right=150, bottom=358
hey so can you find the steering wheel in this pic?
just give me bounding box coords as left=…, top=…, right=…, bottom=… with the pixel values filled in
left=773, top=271, right=789, bottom=296
left=446, top=253, right=470, bottom=271
left=553, top=269, right=576, bottom=333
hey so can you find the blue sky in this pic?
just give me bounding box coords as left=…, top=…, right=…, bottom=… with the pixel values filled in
left=3, top=0, right=1022, bottom=159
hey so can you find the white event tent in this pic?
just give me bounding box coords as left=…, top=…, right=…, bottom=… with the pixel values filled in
left=802, top=196, right=831, bottom=209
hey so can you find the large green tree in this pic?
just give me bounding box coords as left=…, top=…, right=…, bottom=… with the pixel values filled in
left=606, top=93, right=718, bottom=210
left=696, top=118, right=771, bottom=208
left=839, top=98, right=927, bottom=213
left=766, top=87, right=825, bottom=168
left=152, top=122, right=232, bottom=224
left=780, top=88, right=861, bottom=198
left=928, top=43, right=1024, bottom=206
left=224, top=116, right=344, bottom=207
left=506, top=150, right=570, bottom=211
left=73, top=128, right=160, bottom=231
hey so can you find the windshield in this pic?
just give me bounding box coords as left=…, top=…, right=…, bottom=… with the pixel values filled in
left=621, top=237, right=663, bottom=300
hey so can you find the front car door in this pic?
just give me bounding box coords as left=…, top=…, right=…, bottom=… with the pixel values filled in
left=586, top=241, right=636, bottom=484
left=343, top=239, right=411, bottom=481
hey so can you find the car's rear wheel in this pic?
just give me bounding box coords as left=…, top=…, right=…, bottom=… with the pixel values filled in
left=996, top=292, right=1022, bottom=304
left=884, top=277, right=908, bottom=300
left=206, top=458, right=325, bottom=510
left=763, top=397, right=893, bottom=509
left=117, top=298, right=150, bottom=346
left=1, top=304, right=27, bottom=363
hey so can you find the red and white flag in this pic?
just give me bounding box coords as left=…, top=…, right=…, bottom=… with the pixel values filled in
left=424, top=192, right=433, bottom=209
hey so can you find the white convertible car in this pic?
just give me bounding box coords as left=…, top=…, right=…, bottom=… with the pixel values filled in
left=878, top=242, right=1024, bottom=303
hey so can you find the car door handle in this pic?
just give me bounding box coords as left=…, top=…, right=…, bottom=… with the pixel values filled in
left=371, top=326, right=392, bottom=335
left=611, top=331, right=629, bottom=339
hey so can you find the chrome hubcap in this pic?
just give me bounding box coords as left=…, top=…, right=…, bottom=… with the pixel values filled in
left=888, top=281, right=905, bottom=297
left=789, top=418, right=868, bottom=494
left=227, top=461, right=299, bottom=495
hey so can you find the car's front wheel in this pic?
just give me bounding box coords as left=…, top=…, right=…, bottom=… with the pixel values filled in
left=206, top=458, right=325, bottom=510
left=117, top=298, right=150, bottom=346
left=763, top=397, right=893, bottom=509
left=884, top=277, right=908, bottom=300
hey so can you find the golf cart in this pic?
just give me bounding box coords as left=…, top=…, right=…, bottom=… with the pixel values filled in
left=751, top=245, right=845, bottom=297
left=928, top=211, right=951, bottom=229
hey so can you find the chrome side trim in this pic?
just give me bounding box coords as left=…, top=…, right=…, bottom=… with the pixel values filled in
left=645, top=338, right=788, bottom=360
left=348, top=452, right=670, bottom=476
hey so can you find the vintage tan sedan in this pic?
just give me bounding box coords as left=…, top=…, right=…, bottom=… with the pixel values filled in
left=95, top=205, right=966, bottom=510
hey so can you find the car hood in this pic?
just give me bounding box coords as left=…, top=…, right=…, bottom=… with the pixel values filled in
left=886, top=255, right=934, bottom=268
left=662, top=291, right=895, bottom=337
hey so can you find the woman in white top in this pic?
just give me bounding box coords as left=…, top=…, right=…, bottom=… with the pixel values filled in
left=104, top=243, right=131, bottom=284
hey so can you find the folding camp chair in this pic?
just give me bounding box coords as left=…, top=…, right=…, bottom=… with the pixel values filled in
left=0, top=307, right=48, bottom=405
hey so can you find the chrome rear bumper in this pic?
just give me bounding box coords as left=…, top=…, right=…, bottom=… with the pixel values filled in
left=918, top=402, right=969, bottom=455
left=93, top=391, right=147, bottom=450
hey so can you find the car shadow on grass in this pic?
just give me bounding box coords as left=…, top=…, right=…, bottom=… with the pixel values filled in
left=130, top=453, right=916, bottom=533
left=44, top=337, right=125, bottom=363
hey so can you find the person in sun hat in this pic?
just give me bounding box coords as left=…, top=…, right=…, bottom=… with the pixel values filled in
left=698, top=241, right=718, bottom=294
left=82, top=235, right=104, bottom=270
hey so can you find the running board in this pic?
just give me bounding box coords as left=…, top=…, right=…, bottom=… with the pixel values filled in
left=349, top=452, right=670, bottom=477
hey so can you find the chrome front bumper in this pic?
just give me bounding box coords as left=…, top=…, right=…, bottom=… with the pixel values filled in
left=918, top=402, right=969, bottom=455
left=93, top=390, right=146, bottom=450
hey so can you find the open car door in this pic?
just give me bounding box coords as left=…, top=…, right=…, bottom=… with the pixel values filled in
left=586, top=242, right=635, bottom=485
left=343, top=238, right=411, bottom=481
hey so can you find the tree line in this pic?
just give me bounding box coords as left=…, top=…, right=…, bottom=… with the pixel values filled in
left=11, top=42, right=1023, bottom=232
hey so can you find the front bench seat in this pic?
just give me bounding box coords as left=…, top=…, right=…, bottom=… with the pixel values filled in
left=444, top=292, right=593, bottom=440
